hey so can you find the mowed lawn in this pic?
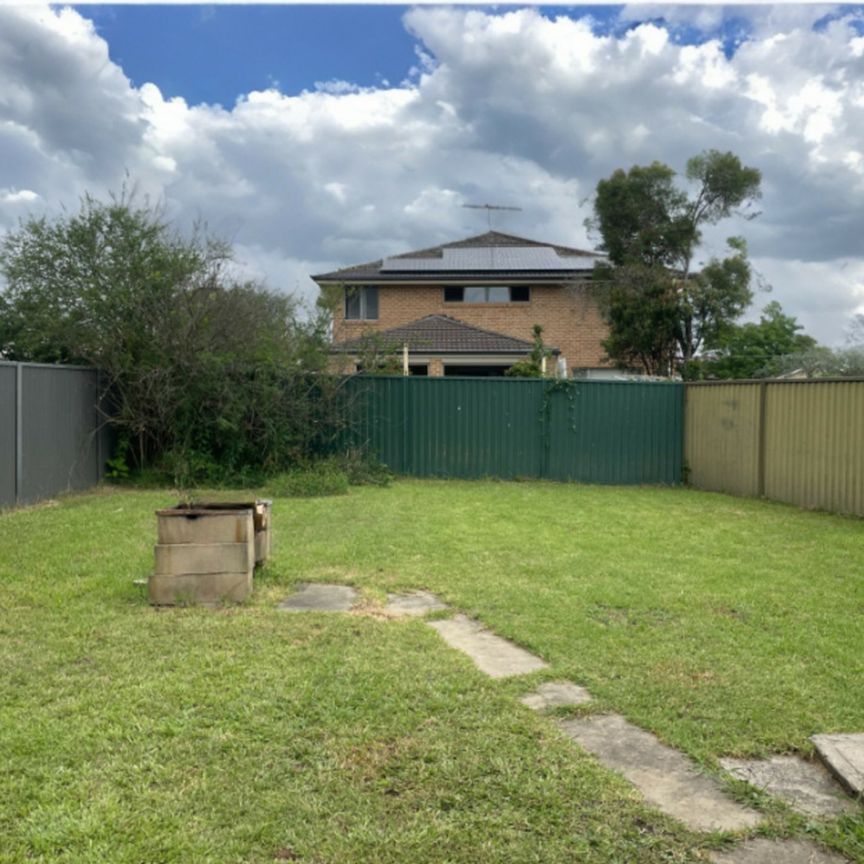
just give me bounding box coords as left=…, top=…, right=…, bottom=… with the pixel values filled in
left=1, top=480, right=863, bottom=863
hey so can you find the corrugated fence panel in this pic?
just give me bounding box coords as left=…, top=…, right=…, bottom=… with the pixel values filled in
left=547, top=381, right=683, bottom=484
left=18, top=365, right=101, bottom=505
left=0, top=366, right=15, bottom=508
left=347, top=376, right=683, bottom=484
left=405, top=378, right=545, bottom=479
left=764, top=380, right=864, bottom=516
left=685, top=383, right=761, bottom=497
left=346, top=376, right=408, bottom=473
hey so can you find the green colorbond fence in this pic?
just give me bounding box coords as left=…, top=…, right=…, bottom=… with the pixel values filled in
left=344, top=376, right=683, bottom=485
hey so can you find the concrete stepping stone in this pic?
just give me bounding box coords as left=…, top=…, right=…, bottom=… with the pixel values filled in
left=558, top=714, right=761, bottom=832
left=520, top=681, right=593, bottom=711
left=385, top=590, right=448, bottom=617
left=709, top=838, right=847, bottom=863
left=427, top=614, right=548, bottom=679
left=720, top=755, right=856, bottom=817
left=278, top=583, right=358, bottom=612
left=812, top=733, right=864, bottom=797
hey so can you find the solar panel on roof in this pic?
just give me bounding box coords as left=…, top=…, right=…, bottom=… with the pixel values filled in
left=380, top=246, right=596, bottom=272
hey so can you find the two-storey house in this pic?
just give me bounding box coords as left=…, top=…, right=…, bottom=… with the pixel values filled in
left=312, top=230, right=612, bottom=377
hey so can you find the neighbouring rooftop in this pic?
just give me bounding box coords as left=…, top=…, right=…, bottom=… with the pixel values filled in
left=312, top=230, right=604, bottom=284
left=331, top=314, right=559, bottom=355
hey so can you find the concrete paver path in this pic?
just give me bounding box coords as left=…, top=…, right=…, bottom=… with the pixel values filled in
left=385, top=591, right=449, bottom=617
left=812, top=733, right=864, bottom=797
left=720, top=756, right=855, bottom=817
left=275, top=584, right=854, bottom=860
left=708, top=838, right=847, bottom=863
left=427, top=614, right=548, bottom=678
left=520, top=681, right=593, bottom=711
left=558, top=714, right=761, bottom=832
left=278, top=583, right=358, bottom=612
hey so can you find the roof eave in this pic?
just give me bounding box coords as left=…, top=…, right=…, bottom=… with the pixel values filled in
left=331, top=346, right=558, bottom=356
left=313, top=272, right=596, bottom=285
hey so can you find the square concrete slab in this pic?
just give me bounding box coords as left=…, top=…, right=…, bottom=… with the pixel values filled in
left=709, top=838, right=847, bottom=864
left=558, top=714, right=761, bottom=833
left=812, top=733, right=864, bottom=797
left=427, top=614, right=548, bottom=679
left=385, top=591, right=449, bottom=617
left=720, top=755, right=856, bottom=817
left=278, top=583, right=358, bottom=612
left=520, top=681, right=593, bottom=711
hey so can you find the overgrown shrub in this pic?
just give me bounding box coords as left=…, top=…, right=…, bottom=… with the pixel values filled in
left=338, top=449, right=393, bottom=487
left=0, top=189, right=346, bottom=485
left=262, top=451, right=392, bottom=498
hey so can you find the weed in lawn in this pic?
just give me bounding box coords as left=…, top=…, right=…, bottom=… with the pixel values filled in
left=589, top=604, right=679, bottom=628
left=265, top=464, right=350, bottom=498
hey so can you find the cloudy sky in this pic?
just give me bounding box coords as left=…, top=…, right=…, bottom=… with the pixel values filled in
left=2, top=3, right=864, bottom=345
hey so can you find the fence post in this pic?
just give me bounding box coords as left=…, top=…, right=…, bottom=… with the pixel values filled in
left=540, top=381, right=551, bottom=479
left=95, top=371, right=103, bottom=483
left=15, top=363, right=23, bottom=506
left=401, top=376, right=410, bottom=475
left=757, top=380, right=767, bottom=497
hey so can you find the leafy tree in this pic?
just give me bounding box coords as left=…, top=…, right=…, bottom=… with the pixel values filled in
left=505, top=324, right=552, bottom=377
left=589, top=150, right=761, bottom=374
left=846, top=313, right=864, bottom=346
left=351, top=332, right=404, bottom=376
left=772, top=345, right=864, bottom=379
left=0, top=190, right=340, bottom=483
left=596, top=266, right=680, bottom=376
left=684, top=301, right=816, bottom=380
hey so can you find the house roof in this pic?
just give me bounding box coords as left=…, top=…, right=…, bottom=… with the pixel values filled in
left=331, top=314, right=560, bottom=356
left=312, top=231, right=603, bottom=284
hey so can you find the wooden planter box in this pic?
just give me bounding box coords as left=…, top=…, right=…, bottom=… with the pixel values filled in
left=149, top=500, right=272, bottom=606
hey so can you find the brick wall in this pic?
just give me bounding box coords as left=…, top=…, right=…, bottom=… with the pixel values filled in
left=331, top=283, right=610, bottom=372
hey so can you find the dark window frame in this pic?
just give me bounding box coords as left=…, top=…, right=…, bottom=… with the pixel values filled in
left=443, top=286, right=530, bottom=304
left=344, top=286, right=379, bottom=320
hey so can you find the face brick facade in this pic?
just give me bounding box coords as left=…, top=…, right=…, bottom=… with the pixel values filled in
left=314, top=231, right=612, bottom=377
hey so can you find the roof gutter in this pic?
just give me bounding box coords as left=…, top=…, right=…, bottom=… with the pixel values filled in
left=313, top=275, right=594, bottom=286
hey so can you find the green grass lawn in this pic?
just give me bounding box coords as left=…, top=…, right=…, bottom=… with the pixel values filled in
left=1, top=480, right=863, bottom=863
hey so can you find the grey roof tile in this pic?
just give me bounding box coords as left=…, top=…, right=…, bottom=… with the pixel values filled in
left=332, top=314, right=559, bottom=355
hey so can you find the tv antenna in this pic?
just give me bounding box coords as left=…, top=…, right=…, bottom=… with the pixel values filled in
left=462, top=202, right=522, bottom=228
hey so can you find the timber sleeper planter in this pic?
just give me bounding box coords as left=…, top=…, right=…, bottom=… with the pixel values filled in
left=149, top=500, right=272, bottom=606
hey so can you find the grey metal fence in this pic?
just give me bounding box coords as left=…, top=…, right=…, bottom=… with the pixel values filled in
left=0, top=362, right=110, bottom=508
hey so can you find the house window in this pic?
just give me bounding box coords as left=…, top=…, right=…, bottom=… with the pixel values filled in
left=444, top=364, right=510, bottom=377
left=443, top=286, right=530, bottom=304
left=345, top=286, right=379, bottom=320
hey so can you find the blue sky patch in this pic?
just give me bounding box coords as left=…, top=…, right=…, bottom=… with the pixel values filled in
left=72, top=3, right=826, bottom=106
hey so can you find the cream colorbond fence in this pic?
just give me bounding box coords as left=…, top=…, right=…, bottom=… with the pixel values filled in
left=685, top=378, right=864, bottom=517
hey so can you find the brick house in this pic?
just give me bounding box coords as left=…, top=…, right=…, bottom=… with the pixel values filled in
left=312, top=230, right=612, bottom=377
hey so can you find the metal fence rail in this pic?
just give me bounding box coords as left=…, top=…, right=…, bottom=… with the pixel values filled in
left=0, top=362, right=109, bottom=508
left=345, top=376, right=684, bottom=485
left=685, top=378, right=864, bottom=517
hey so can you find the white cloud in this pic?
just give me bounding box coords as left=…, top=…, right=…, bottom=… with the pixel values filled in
left=1, top=188, right=39, bottom=204
left=749, top=256, right=864, bottom=343
left=1, top=4, right=863, bottom=345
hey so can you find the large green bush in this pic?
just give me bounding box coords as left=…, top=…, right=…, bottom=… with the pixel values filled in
left=0, top=189, right=345, bottom=485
